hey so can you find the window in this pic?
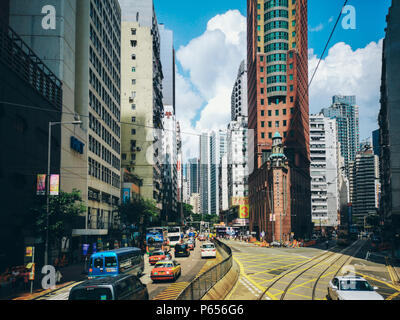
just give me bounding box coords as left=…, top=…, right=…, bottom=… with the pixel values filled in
left=132, top=67, right=136, bottom=72
left=289, top=52, right=293, bottom=58
left=94, top=258, right=103, bottom=268
left=283, top=120, right=287, bottom=126
left=268, top=121, right=272, bottom=128
left=131, top=129, right=136, bottom=135
left=131, top=28, right=136, bottom=35
left=261, top=99, right=265, bottom=105
left=284, top=131, right=287, bottom=137
left=275, top=110, right=279, bottom=116
left=261, top=121, right=265, bottom=128
left=292, top=42, right=296, bottom=48
left=283, top=109, right=287, bottom=115
left=292, top=20, right=296, bottom=27
left=105, top=256, right=117, bottom=267
left=131, top=104, right=136, bottom=110
left=290, top=96, right=294, bottom=103
left=268, top=110, right=272, bottom=116
left=260, top=67, right=264, bottom=73
left=291, top=107, right=294, bottom=114
left=260, top=77, right=264, bottom=83
left=261, top=110, right=265, bottom=116
left=289, top=63, right=293, bottom=69
left=276, top=121, right=280, bottom=128
left=260, top=56, right=264, bottom=62
left=131, top=117, right=136, bottom=122
left=290, top=85, right=294, bottom=92
left=268, top=132, right=272, bottom=139
left=131, top=54, right=136, bottom=60
left=132, top=79, right=136, bottom=85
left=261, top=132, right=265, bottom=139
left=289, top=74, right=293, bottom=81
left=260, top=88, right=264, bottom=94
left=130, top=40, right=137, bottom=47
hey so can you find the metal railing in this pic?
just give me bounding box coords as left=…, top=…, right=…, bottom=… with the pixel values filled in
left=0, top=22, right=63, bottom=110
left=176, top=238, right=232, bottom=300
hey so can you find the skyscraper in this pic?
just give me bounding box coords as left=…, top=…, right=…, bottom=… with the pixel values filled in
left=188, top=158, right=200, bottom=195
left=9, top=0, right=122, bottom=235
left=309, top=114, right=340, bottom=229
left=379, top=1, right=400, bottom=241
left=247, top=0, right=311, bottom=239
left=120, top=0, right=164, bottom=209
left=321, top=95, right=360, bottom=177
left=231, top=60, right=248, bottom=121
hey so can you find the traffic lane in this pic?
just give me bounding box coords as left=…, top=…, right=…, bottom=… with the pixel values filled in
left=143, top=240, right=208, bottom=300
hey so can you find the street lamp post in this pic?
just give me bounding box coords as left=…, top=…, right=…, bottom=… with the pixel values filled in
left=44, top=120, right=82, bottom=266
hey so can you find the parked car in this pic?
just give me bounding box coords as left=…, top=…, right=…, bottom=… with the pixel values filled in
left=149, top=250, right=171, bottom=265
left=328, top=276, right=384, bottom=300
left=150, top=260, right=181, bottom=282
left=68, top=274, right=148, bottom=300
left=174, top=243, right=190, bottom=257
left=201, top=242, right=216, bottom=259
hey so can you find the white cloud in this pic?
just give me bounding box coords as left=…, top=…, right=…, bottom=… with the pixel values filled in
left=309, top=40, right=383, bottom=139
left=174, top=10, right=246, bottom=160
left=310, top=23, right=324, bottom=32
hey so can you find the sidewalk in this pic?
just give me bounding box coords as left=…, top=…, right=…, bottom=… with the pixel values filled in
left=1, top=262, right=87, bottom=300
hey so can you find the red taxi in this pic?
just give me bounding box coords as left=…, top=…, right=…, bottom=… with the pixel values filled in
left=148, top=250, right=171, bottom=265
left=150, top=260, right=181, bottom=282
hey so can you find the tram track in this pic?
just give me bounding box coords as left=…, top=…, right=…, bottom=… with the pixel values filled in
left=258, top=240, right=365, bottom=300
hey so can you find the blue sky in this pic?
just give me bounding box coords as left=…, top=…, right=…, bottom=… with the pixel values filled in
left=154, top=0, right=391, bottom=58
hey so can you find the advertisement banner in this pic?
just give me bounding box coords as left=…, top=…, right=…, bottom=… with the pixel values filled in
left=50, top=174, right=60, bottom=195
left=122, top=188, right=130, bottom=204
left=25, top=247, right=33, bottom=257
left=231, top=196, right=249, bottom=207
left=239, top=204, right=249, bottom=219
left=36, top=174, right=46, bottom=195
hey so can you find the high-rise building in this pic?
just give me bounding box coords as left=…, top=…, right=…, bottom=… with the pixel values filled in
left=321, top=95, right=360, bottom=177
left=379, top=2, right=400, bottom=243
left=227, top=116, right=249, bottom=203
left=0, top=20, right=63, bottom=268
left=309, top=114, right=340, bottom=229
left=190, top=193, right=201, bottom=214
left=349, top=148, right=380, bottom=227
left=9, top=0, right=122, bottom=238
left=247, top=0, right=311, bottom=239
left=188, top=158, right=200, bottom=195
left=120, top=0, right=164, bottom=209
left=199, top=131, right=225, bottom=216
left=231, top=60, right=248, bottom=121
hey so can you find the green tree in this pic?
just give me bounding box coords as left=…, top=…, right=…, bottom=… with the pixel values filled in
left=182, top=203, right=194, bottom=219
left=31, top=189, right=86, bottom=244
left=119, top=198, right=160, bottom=229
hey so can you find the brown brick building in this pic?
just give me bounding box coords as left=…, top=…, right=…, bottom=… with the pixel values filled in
left=247, top=0, right=311, bottom=240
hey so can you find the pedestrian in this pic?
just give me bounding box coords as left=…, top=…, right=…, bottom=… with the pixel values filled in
left=325, top=239, right=329, bottom=250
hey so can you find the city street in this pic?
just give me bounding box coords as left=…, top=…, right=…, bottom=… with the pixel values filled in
left=224, top=239, right=400, bottom=300
left=33, top=239, right=216, bottom=300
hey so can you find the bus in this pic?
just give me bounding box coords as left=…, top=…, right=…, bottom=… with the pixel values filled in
left=88, top=247, right=144, bottom=279
left=167, top=226, right=182, bottom=247
left=146, top=227, right=169, bottom=253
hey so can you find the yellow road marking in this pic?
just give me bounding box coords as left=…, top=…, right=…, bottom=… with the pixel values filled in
left=354, top=271, right=400, bottom=291
left=386, top=291, right=400, bottom=300
left=233, top=256, right=276, bottom=300
left=152, top=282, right=189, bottom=300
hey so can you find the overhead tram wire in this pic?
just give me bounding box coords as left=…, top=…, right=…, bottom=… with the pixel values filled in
left=308, top=0, right=349, bottom=88
left=0, top=100, right=201, bottom=137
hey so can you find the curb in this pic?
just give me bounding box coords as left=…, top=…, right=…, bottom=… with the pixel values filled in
left=13, top=281, right=77, bottom=300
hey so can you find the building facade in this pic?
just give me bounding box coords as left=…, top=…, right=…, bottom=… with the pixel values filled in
left=349, top=148, right=380, bottom=227
left=120, top=0, right=163, bottom=209
left=310, top=114, right=340, bottom=229
left=379, top=1, right=400, bottom=241
left=321, top=95, right=360, bottom=178
left=247, top=0, right=311, bottom=240
left=231, top=60, right=248, bottom=121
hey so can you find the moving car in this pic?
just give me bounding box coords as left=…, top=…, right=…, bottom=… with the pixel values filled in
left=328, top=276, right=384, bottom=300
left=148, top=250, right=171, bottom=265
left=68, top=274, right=148, bottom=300
left=198, top=234, right=206, bottom=241
left=201, top=242, right=216, bottom=259
left=150, top=260, right=181, bottom=282
left=174, top=243, right=190, bottom=257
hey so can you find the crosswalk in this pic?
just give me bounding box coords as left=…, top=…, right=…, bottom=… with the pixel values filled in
left=152, top=282, right=189, bottom=300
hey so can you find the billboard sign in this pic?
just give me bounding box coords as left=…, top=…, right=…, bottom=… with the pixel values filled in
left=37, top=174, right=46, bottom=195
left=50, top=174, right=59, bottom=195
left=122, top=188, right=130, bottom=204
left=239, top=204, right=249, bottom=219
